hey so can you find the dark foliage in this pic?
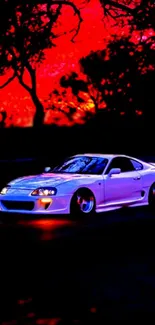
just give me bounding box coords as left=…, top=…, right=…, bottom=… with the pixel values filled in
left=0, top=0, right=155, bottom=127
left=0, top=0, right=82, bottom=126
left=100, top=0, right=155, bottom=31
left=60, top=36, right=155, bottom=125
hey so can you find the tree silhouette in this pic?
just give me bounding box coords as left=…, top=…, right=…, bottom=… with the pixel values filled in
left=99, top=0, right=155, bottom=31
left=47, top=88, right=77, bottom=123
left=60, top=36, right=155, bottom=125
left=60, top=72, right=106, bottom=113
left=1, top=0, right=155, bottom=127
left=94, top=37, right=155, bottom=122
left=0, top=0, right=82, bottom=126
left=46, top=84, right=94, bottom=124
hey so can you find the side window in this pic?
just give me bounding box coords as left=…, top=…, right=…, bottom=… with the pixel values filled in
left=130, top=159, right=143, bottom=171
left=105, top=158, right=120, bottom=174
left=105, top=157, right=134, bottom=174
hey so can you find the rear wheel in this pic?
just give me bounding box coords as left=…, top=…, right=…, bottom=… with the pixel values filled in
left=148, top=183, right=155, bottom=212
left=70, top=188, right=95, bottom=217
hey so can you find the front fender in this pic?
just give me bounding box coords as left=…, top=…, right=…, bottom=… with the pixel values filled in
left=56, top=180, right=103, bottom=206
left=56, top=180, right=79, bottom=196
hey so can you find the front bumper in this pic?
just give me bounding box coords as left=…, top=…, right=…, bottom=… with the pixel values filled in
left=0, top=194, right=71, bottom=215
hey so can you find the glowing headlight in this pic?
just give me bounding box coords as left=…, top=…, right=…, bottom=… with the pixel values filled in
left=0, top=187, right=9, bottom=195
left=31, top=187, right=57, bottom=196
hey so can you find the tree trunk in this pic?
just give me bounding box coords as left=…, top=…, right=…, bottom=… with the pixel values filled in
left=30, top=90, right=45, bottom=127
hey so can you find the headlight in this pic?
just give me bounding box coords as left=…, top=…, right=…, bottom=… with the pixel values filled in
left=0, top=186, right=9, bottom=195
left=31, top=187, right=57, bottom=196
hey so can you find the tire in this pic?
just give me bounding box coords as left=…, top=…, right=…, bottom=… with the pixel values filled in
left=70, top=188, right=95, bottom=218
left=148, top=182, right=155, bottom=212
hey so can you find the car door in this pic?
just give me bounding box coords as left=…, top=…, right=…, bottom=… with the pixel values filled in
left=103, top=157, right=143, bottom=205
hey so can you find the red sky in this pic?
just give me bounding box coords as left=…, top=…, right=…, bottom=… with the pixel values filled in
left=0, top=0, right=151, bottom=127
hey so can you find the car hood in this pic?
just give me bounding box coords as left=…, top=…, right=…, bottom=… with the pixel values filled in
left=8, top=173, right=95, bottom=189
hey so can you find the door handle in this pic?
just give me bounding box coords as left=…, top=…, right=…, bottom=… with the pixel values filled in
left=133, top=176, right=141, bottom=180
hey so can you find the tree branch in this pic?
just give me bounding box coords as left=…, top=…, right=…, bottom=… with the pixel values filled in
left=0, top=72, right=16, bottom=89
left=7, top=48, right=32, bottom=92
left=30, top=1, right=82, bottom=41
left=18, top=77, right=32, bottom=92
left=44, top=3, right=62, bottom=41
left=100, top=0, right=135, bottom=18
left=17, top=68, right=32, bottom=92
left=25, top=61, right=36, bottom=92
left=104, top=0, right=134, bottom=14
left=42, top=0, right=82, bottom=41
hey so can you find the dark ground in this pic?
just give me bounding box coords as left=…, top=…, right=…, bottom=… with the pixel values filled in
left=0, top=206, right=155, bottom=324
left=0, top=124, right=154, bottom=160
left=0, top=126, right=155, bottom=323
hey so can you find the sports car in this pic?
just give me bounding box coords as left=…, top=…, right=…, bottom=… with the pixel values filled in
left=0, top=154, right=155, bottom=216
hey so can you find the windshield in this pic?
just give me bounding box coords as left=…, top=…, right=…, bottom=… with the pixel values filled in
left=50, top=156, right=108, bottom=175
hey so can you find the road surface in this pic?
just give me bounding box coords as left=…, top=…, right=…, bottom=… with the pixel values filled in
left=0, top=207, right=155, bottom=323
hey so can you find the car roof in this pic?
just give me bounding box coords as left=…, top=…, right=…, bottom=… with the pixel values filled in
left=73, top=153, right=122, bottom=159
left=72, top=154, right=151, bottom=167
left=72, top=153, right=149, bottom=162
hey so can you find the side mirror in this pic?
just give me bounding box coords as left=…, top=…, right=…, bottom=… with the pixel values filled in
left=108, top=168, right=121, bottom=177
left=44, top=167, right=51, bottom=173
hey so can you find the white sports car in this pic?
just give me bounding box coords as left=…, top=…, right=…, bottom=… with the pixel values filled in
left=0, top=154, right=155, bottom=216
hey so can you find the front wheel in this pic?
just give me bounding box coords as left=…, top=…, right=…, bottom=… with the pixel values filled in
left=70, top=188, right=95, bottom=217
